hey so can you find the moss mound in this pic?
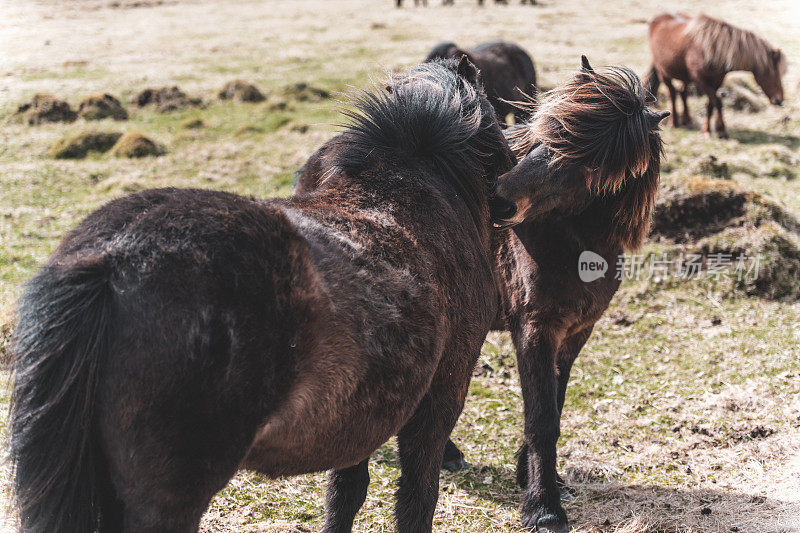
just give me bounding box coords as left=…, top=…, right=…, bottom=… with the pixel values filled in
left=77, top=93, right=128, bottom=120
left=133, top=86, right=202, bottom=112
left=283, top=82, right=330, bottom=102
left=110, top=131, right=165, bottom=157
left=50, top=130, right=123, bottom=159
left=720, top=79, right=765, bottom=113
left=17, top=94, right=77, bottom=124
left=180, top=118, right=204, bottom=129
left=652, top=177, right=749, bottom=242
left=0, top=320, right=12, bottom=368
left=694, top=222, right=800, bottom=300
left=218, top=80, right=266, bottom=102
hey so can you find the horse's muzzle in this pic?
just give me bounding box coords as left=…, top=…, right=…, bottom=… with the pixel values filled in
left=772, top=97, right=783, bottom=106
left=489, top=196, right=517, bottom=224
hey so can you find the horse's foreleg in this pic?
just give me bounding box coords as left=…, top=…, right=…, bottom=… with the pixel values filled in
left=664, top=78, right=679, bottom=127
left=515, top=325, right=568, bottom=532
left=441, top=438, right=469, bottom=471
left=713, top=93, right=727, bottom=138
left=322, top=458, right=370, bottom=533
left=702, top=97, right=714, bottom=137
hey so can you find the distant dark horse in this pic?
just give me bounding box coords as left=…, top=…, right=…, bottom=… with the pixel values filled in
left=646, top=12, right=786, bottom=138
left=299, top=57, right=667, bottom=532
left=9, top=59, right=517, bottom=533
left=425, top=41, right=537, bottom=123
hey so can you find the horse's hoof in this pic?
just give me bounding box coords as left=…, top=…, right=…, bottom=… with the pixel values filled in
left=536, top=515, right=568, bottom=533
left=559, top=484, right=577, bottom=501
left=521, top=500, right=568, bottom=532
left=718, top=132, right=729, bottom=139
left=442, top=458, right=471, bottom=472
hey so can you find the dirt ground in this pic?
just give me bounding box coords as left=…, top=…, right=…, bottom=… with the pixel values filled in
left=1, top=0, right=799, bottom=531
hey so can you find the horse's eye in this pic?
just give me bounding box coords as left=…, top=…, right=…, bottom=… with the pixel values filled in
left=645, top=94, right=657, bottom=104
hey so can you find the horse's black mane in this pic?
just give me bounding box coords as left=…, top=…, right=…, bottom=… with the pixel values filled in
left=335, top=60, right=502, bottom=221
left=424, top=42, right=461, bottom=62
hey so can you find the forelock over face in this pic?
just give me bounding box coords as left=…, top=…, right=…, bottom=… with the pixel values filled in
left=528, top=65, right=661, bottom=194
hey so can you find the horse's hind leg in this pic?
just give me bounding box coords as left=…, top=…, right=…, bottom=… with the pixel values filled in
left=663, top=77, right=679, bottom=127
left=395, top=389, right=466, bottom=532
left=322, top=458, right=370, bottom=533
left=679, top=84, right=693, bottom=126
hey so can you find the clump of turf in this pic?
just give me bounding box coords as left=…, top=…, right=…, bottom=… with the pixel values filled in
left=133, top=86, right=202, bottom=112
left=282, top=82, right=330, bottom=102
left=50, top=130, right=123, bottom=159
left=234, top=125, right=264, bottom=135
left=0, top=320, right=12, bottom=368
left=694, top=222, right=800, bottom=300
left=218, top=80, right=266, bottom=102
left=719, top=78, right=765, bottom=113
left=77, top=93, right=128, bottom=120
left=693, top=154, right=731, bottom=179
left=17, top=94, right=77, bottom=124
left=181, top=118, right=204, bottom=129
left=110, top=131, right=165, bottom=157
left=652, top=176, right=748, bottom=242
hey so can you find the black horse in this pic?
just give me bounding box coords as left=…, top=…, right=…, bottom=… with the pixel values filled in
left=425, top=40, right=537, bottom=123
left=9, top=59, right=518, bottom=533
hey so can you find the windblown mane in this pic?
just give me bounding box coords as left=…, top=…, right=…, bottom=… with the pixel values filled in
left=508, top=65, right=664, bottom=250
left=334, top=60, right=508, bottom=223
left=685, top=14, right=786, bottom=74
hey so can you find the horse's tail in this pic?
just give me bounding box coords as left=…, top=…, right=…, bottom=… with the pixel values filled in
left=10, top=254, right=116, bottom=532
left=644, top=65, right=660, bottom=99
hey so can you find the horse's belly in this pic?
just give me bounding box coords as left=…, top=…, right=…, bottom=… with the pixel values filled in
left=241, top=361, right=434, bottom=477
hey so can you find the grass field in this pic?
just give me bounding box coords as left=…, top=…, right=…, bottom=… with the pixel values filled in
left=2, top=0, right=800, bottom=531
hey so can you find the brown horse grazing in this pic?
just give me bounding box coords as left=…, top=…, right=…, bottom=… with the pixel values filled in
left=9, top=59, right=518, bottom=533
left=647, top=12, right=786, bottom=138
left=425, top=41, right=537, bottom=123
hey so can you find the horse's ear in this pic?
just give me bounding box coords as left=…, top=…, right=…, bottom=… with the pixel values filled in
left=580, top=55, right=594, bottom=72
left=648, top=110, right=670, bottom=129
left=457, top=54, right=480, bottom=86
left=771, top=48, right=782, bottom=63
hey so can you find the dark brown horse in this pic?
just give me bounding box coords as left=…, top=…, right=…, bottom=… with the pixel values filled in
left=425, top=41, right=537, bottom=123
left=299, top=57, right=667, bottom=532
left=647, top=12, right=786, bottom=138
left=9, top=59, right=517, bottom=533
left=487, top=57, right=667, bottom=532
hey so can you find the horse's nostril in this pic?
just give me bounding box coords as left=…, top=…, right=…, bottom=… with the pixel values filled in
left=490, top=197, right=517, bottom=220
left=772, top=98, right=783, bottom=106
